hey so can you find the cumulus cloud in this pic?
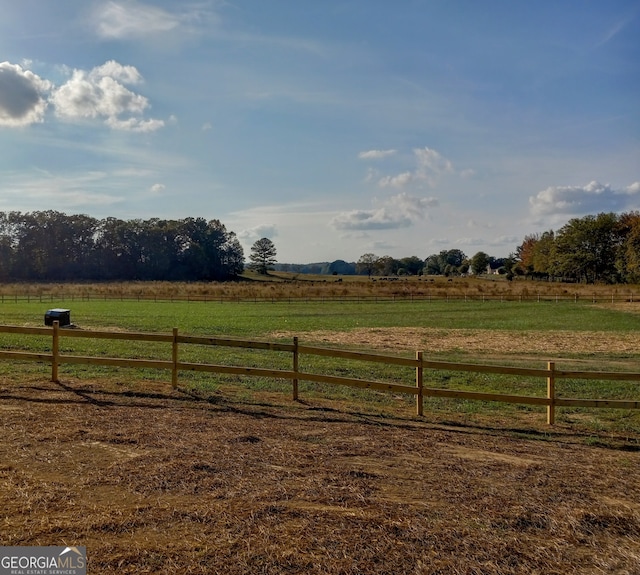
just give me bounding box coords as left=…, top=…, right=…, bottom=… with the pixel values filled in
left=414, top=147, right=454, bottom=184
left=358, top=149, right=396, bottom=160
left=51, top=60, right=164, bottom=132
left=238, top=224, right=278, bottom=241
left=379, top=171, right=414, bottom=189
left=149, top=183, right=166, bottom=194
left=375, top=147, right=454, bottom=189
left=626, top=182, right=640, bottom=194
left=529, top=180, right=640, bottom=216
left=0, top=62, right=52, bottom=126
left=330, top=192, right=438, bottom=231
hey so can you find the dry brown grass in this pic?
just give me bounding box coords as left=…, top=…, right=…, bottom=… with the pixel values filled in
left=271, top=325, right=640, bottom=356
left=2, top=374, right=640, bottom=574
left=2, top=275, right=640, bottom=302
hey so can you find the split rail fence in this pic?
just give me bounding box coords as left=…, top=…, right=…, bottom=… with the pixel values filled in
left=1, top=322, right=639, bottom=425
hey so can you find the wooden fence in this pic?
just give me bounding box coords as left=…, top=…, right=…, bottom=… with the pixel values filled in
left=1, top=322, right=639, bottom=425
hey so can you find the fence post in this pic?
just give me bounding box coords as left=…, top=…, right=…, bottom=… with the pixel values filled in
left=172, top=328, right=178, bottom=389
left=52, top=321, right=60, bottom=383
left=416, top=351, right=423, bottom=416
left=292, top=336, right=299, bottom=400
left=547, top=361, right=555, bottom=425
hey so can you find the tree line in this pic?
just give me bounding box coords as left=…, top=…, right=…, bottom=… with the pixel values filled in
left=516, top=212, right=640, bottom=284
left=347, top=212, right=640, bottom=285
left=1, top=210, right=638, bottom=285
left=0, top=211, right=245, bottom=281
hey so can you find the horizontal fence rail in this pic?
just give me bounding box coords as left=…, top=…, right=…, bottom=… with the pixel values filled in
left=0, top=322, right=639, bottom=425
left=0, top=292, right=638, bottom=304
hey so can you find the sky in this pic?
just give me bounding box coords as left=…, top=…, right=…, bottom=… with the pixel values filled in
left=1, top=1, right=639, bottom=264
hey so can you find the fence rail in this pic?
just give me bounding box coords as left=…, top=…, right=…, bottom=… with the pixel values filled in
left=1, top=322, right=639, bottom=425
left=0, top=292, right=638, bottom=304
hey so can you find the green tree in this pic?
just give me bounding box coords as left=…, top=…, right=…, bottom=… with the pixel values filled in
left=470, top=251, right=491, bottom=275
left=554, top=213, right=620, bottom=283
left=249, top=237, right=277, bottom=274
left=615, top=212, right=640, bottom=282
left=377, top=255, right=400, bottom=276
left=399, top=256, right=424, bottom=276
left=531, top=231, right=556, bottom=279
left=423, top=249, right=467, bottom=276
left=356, top=253, right=379, bottom=277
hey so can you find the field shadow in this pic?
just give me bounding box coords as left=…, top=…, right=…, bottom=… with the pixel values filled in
left=1, top=378, right=638, bottom=451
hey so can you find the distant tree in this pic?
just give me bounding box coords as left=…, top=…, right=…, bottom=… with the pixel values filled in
left=617, top=212, right=640, bottom=282
left=516, top=234, right=539, bottom=277
left=424, top=249, right=467, bottom=276
left=400, top=256, right=424, bottom=276
left=531, top=231, right=556, bottom=280
left=356, top=253, right=379, bottom=277
left=423, top=254, right=442, bottom=275
left=470, top=251, right=491, bottom=275
left=503, top=253, right=518, bottom=280
left=377, top=255, right=400, bottom=276
left=324, top=260, right=356, bottom=275
left=554, top=213, right=620, bottom=283
left=249, top=237, right=277, bottom=274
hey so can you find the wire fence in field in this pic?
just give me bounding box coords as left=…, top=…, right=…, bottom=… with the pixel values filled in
left=0, top=291, right=638, bottom=304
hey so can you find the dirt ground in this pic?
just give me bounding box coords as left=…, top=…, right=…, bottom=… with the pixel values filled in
left=2, top=371, right=640, bottom=574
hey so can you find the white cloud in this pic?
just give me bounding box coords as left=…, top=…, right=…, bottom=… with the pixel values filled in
left=414, top=147, right=454, bottom=185
left=331, top=192, right=438, bottom=231
left=149, top=183, right=166, bottom=194
left=529, top=180, right=640, bottom=216
left=51, top=60, right=164, bottom=132
left=0, top=62, right=52, bottom=126
left=92, top=1, right=218, bottom=40
left=375, top=147, right=454, bottom=189
left=91, top=61, right=143, bottom=85
left=358, top=149, right=397, bottom=160
left=379, top=171, right=414, bottom=189
left=201, top=122, right=212, bottom=131
left=238, top=224, right=278, bottom=241
left=93, top=1, right=182, bottom=39
left=625, top=182, right=640, bottom=194
left=106, top=117, right=165, bottom=133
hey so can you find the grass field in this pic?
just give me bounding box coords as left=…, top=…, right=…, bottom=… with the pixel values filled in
left=1, top=281, right=640, bottom=573
left=1, top=296, right=640, bottom=430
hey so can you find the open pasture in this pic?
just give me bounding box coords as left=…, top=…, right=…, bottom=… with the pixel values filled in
left=1, top=296, right=640, bottom=432
left=2, top=287, right=640, bottom=573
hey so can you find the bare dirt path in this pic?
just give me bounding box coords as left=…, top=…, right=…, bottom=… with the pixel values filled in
left=1, top=376, right=640, bottom=574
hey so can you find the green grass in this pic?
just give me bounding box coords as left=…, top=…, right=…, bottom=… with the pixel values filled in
left=1, top=298, right=639, bottom=434
left=2, top=299, right=640, bottom=334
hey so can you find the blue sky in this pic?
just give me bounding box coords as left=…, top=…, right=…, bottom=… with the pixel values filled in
left=1, top=1, right=638, bottom=264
